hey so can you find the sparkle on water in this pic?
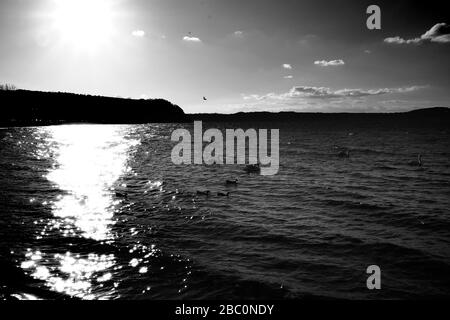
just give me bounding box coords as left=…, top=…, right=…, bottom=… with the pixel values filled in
left=20, top=125, right=139, bottom=299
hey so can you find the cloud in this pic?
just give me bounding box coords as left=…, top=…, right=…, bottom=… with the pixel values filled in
left=384, top=23, right=450, bottom=45
left=283, top=64, right=292, bottom=70
left=283, top=75, right=293, bottom=79
left=131, top=30, right=146, bottom=37
left=421, top=23, right=450, bottom=43
left=233, top=31, right=244, bottom=38
left=244, top=85, right=427, bottom=101
left=183, top=36, right=202, bottom=43
left=384, top=36, right=421, bottom=45
left=364, top=50, right=372, bottom=54
left=314, top=59, right=345, bottom=67
left=238, top=85, right=430, bottom=113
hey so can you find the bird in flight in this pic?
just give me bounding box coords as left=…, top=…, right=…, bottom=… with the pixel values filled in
left=203, top=96, right=207, bottom=101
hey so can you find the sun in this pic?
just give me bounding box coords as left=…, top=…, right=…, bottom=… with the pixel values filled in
left=51, top=0, right=116, bottom=52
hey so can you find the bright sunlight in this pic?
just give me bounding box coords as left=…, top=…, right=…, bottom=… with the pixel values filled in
left=50, top=0, right=116, bottom=52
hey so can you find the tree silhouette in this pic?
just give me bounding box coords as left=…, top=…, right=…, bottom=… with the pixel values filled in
left=0, top=88, right=186, bottom=126
left=0, top=83, right=17, bottom=91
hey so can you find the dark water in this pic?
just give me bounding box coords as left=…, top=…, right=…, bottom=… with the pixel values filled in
left=0, top=121, right=449, bottom=300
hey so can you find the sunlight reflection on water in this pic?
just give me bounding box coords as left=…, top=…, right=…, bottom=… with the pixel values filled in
left=45, top=125, right=138, bottom=240
left=21, top=125, right=140, bottom=299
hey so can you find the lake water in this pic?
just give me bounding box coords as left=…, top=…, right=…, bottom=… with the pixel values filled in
left=0, top=121, right=449, bottom=299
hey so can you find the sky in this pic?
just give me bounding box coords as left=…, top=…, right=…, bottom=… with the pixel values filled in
left=0, top=0, right=449, bottom=113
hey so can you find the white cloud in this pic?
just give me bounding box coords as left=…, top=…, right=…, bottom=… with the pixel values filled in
left=233, top=31, right=244, bottom=38
left=183, top=36, right=202, bottom=43
left=131, top=30, right=146, bottom=37
left=364, top=50, right=371, bottom=54
left=384, top=23, right=450, bottom=45
left=283, top=64, right=292, bottom=69
left=283, top=75, right=293, bottom=79
left=244, top=85, right=427, bottom=101
left=238, top=85, right=430, bottom=113
left=314, top=59, right=345, bottom=67
left=421, top=23, right=450, bottom=43
left=384, top=36, right=421, bottom=45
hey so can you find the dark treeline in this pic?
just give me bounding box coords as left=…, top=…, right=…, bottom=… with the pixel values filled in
left=0, top=89, right=186, bottom=126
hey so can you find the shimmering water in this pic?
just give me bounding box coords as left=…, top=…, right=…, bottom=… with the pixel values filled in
left=0, top=122, right=449, bottom=299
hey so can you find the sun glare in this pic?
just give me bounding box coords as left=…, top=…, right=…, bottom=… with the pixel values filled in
left=51, top=0, right=116, bottom=52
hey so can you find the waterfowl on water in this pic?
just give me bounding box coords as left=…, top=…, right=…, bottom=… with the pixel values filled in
left=115, top=191, right=128, bottom=198
left=217, top=191, right=230, bottom=197
left=337, top=150, right=350, bottom=158
left=226, top=179, right=238, bottom=185
left=408, top=154, right=423, bottom=167
left=244, top=163, right=261, bottom=173
left=196, top=190, right=210, bottom=196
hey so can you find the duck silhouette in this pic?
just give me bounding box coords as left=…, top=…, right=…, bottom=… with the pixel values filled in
left=337, top=150, right=350, bottom=158
left=408, top=154, right=423, bottom=167
left=244, top=163, right=261, bottom=173
left=225, top=179, right=238, bottom=185
left=115, top=191, right=128, bottom=199
left=196, top=190, right=210, bottom=196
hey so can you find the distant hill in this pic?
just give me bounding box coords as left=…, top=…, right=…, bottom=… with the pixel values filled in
left=406, top=107, right=450, bottom=115
left=0, top=89, right=186, bottom=126
left=188, top=108, right=450, bottom=125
